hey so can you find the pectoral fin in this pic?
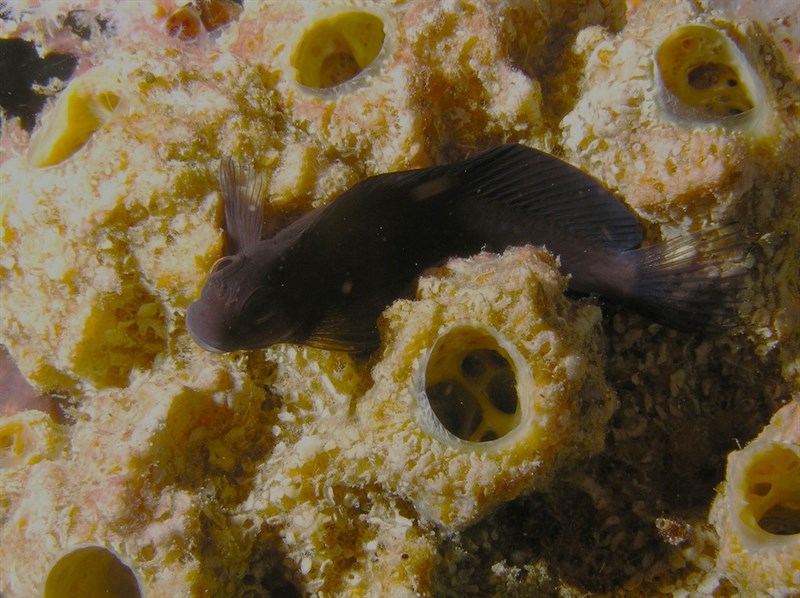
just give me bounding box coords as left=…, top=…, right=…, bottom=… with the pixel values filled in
left=305, top=312, right=381, bottom=353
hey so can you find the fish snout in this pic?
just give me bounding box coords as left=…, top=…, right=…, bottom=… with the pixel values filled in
left=185, top=299, right=234, bottom=353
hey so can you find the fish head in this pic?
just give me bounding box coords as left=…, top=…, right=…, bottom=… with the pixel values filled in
left=185, top=245, right=299, bottom=353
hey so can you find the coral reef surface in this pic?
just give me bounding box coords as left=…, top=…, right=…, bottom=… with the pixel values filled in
left=1, top=0, right=799, bottom=596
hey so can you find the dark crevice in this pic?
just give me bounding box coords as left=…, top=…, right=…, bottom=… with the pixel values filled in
left=0, top=38, right=78, bottom=130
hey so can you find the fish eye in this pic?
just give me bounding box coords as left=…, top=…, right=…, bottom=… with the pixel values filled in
left=211, top=256, right=236, bottom=272
left=240, top=286, right=275, bottom=320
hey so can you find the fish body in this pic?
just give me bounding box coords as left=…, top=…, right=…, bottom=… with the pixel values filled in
left=186, top=144, right=743, bottom=353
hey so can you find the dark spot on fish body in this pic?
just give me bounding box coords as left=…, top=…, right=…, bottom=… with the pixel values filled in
left=411, top=175, right=458, bottom=202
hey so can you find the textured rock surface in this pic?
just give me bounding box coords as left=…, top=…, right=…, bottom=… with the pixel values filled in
left=710, top=398, right=800, bottom=597
left=1, top=0, right=798, bottom=596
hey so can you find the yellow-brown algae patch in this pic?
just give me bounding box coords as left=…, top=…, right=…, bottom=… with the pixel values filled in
left=709, top=397, right=800, bottom=596
left=0, top=410, right=67, bottom=469
left=0, top=358, right=274, bottom=596
left=359, top=247, right=615, bottom=529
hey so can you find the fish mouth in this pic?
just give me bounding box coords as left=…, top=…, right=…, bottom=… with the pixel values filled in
left=186, top=298, right=301, bottom=353
left=185, top=302, right=228, bottom=353
left=187, top=328, right=226, bottom=353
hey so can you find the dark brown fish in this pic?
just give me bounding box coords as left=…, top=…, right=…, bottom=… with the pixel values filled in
left=186, top=144, right=745, bottom=353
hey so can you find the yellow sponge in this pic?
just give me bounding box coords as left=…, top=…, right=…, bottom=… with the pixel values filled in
left=710, top=399, right=800, bottom=595
left=28, top=70, right=123, bottom=168
left=290, top=9, right=388, bottom=89
left=44, top=546, right=142, bottom=598
left=653, top=24, right=769, bottom=135
left=360, top=247, right=614, bottom=529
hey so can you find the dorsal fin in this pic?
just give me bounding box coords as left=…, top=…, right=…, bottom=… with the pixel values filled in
left=454, top=144, right=643, bottom=250
left=219, top=156, right=265, bottom=254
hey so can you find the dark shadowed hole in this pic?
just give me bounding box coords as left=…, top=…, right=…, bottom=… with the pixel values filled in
left=319, top=52, right=360, bottom=87
left=750, top=482, right=771, bottom=497
left=460, top=352, right=486, bottom=380
left=746, top=447, right=800, bottom=536
left=487, top=369, right=518, bottom=414
left=427, top=380, right=482, bottom=440
left=758, top=504, right=800, bottom=536
left=0, top=38, right=78, bottom=130
left=758, top=505, right=800, bottom=536
left=424, top=326, right=524, bottom=443
left=687, top=63, right=724, bottom=90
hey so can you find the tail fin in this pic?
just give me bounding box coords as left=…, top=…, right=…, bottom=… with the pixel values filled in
left=628, top=225, right=749, bottom=332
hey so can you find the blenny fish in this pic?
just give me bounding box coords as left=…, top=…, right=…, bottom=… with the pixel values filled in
left=186, top=144, right=744, bottom=353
